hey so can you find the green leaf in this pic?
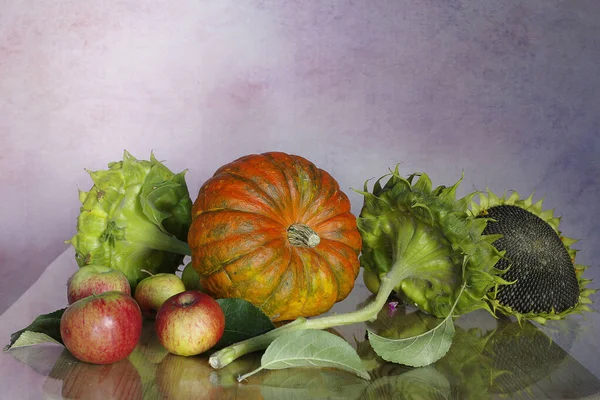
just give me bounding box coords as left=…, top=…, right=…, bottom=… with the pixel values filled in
left=4, top=308, right=65, bottom=351
left=367, top=283, right=466, bottom=367
left=140, top=181, right=181, bottom=232
left=367, top=322, right=454, bottom=368
left=7, top=331, right=62, bottom=349
left=239, top=330, right=371, bottom=381
left=215, top=298, right=275, bottom=349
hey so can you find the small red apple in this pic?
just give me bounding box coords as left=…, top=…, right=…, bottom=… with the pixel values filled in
left=67, top=264, right=131, bottom=304
left=155, top=291, right=225, bottom=356
left=60, top=291, right=143, bottom=364
left=134, top=273, right=186, bottom=319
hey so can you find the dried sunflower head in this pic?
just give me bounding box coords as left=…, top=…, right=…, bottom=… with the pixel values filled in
left=471, top=190, right=596, bottom=324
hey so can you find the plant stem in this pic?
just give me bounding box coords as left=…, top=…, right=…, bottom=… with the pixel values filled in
left=209, top=260, right=410, bottom=369
left=144, top=231, right=192, bottom=256
left=129, top=222, right=192, bottom=256
left=158, top=235, right=192, bottom=256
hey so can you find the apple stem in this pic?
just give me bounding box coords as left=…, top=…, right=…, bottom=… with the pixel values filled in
left=140, top=269, right=154, bottom=277
left=208, top=261, right=408, bottom=370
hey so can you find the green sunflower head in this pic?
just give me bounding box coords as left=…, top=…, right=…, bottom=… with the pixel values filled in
left=357, top=168, right=509, bottom=318
left=470, top=190, right=597, bottom=324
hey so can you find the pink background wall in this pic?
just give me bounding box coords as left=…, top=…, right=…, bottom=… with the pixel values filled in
left=1, top=0, right=599, bottom=320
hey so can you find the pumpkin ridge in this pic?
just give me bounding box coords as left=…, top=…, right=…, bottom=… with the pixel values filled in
left=194, top=232, right=284, bottom=274
left=290, top=249, right=314, bottom=318
left=294, top=164, right=325, bottom=222
left=201, top=245, right=290, bottom=303
left=199, top=266, right=237, bottom=298
left=263, top=152, right=308, bottom=221
left=304, top=165, right=324, bottom=218
left=290, top=247, right=336, bottom=317
left=318, top=237, right=361, bottom=257
left=219, top=237, right=285, bottom=276
left=193, top=225, right=282, bottom=247
left=309, top=211, right=357, bottom=233
left=300, top=169, right=342, bottom=220
left=212, top=170, right=290, bottom=225
left=314, top=240, right=360, bottom=300
left=219, top=267, right=234, bottom=290
left=311, top=213, right=362, bottom=250
left=194, top=208, right=285, bottom=233
left=258, top=249, right=297, bottom=317
left=308, top=248, right=341, bottom=306
left=246, top=249, right=294, bottom=304
left=302, top=188, right=349, bottom=227
left=223, top=258, right=286, bottom=291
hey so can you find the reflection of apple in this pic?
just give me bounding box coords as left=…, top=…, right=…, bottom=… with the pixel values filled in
left=155, top=291, right=225, bottom=356
left=156, top=353, right=228, bottom=399
left=60, top=291, right=143, bottom=364
left=134, top=273, right=186, bottom=318
left=181, top=262, right=202, bottom=290
left=135, top=319, right=170, bottom=364
left=66, top=265, right=131, bottom=304
left=43, top=349, right=143, bottom=400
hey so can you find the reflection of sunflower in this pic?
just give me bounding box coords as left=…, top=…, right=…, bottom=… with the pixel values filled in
left=470, top=190, right=596, bottom=323
left=484, top=320, right=567, bottom=395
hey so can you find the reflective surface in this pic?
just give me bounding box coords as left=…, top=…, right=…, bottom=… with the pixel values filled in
left=1, top=249, right=599, bottom=399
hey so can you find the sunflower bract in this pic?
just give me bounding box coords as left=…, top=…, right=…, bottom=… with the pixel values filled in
left=357, top=168, right=507, bottom=318
left=67, top=151, right=193, bottom=289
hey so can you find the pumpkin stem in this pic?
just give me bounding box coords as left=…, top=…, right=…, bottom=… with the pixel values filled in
left=287, top=224, right=321, bottom=248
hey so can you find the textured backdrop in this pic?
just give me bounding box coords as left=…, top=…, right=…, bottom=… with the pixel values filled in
left=1, top=0, right=598, bottom=326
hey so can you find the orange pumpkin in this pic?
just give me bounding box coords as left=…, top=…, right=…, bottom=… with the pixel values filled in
left=188, top=152, right=362, bottom=322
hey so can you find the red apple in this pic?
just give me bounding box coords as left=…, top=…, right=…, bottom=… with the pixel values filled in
left=60, top=291, right=143, bottom=364
left=134, top=273, right=186, bottom=319
left=155, top=291, right=225, bottom=356
left=67, top=264, right=131, bottom=304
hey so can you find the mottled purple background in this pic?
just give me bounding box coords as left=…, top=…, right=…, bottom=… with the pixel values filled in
left=1, top=0, right=598, bottom=324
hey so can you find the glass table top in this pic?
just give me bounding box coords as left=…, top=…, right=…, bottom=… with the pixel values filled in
left=1, top=249, right=599, bottom=399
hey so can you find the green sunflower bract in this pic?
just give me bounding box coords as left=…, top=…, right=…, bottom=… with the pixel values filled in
left=67, top=151, right=193, bottom=289
left=358, top=168, right=510, bottom=318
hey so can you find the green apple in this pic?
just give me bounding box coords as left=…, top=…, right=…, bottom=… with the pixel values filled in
left=134, top=273, right=186, bottom=319
left=155, top=291, right=225, bottom=356
left=67, top=265, right=131, bottom=304
left=181, top=262, right=202, bottom=291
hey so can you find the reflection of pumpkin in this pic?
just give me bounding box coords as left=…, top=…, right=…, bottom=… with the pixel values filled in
left=188, top=152, right=362, bottom=322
